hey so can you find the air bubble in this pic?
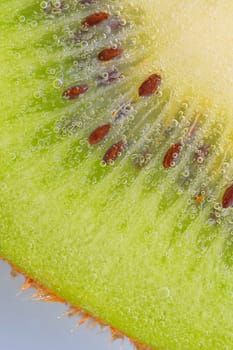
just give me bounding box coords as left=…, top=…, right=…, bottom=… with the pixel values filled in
left=197, top=156, right=204, bottom=164
left=40, top=1, right=48, bottom=9
left=53, top=0, right=62, bottom=8
left=31, top=20, right=38, bottom=27
left=53, top=79, right=63, bottom=89
left=120, top=19, right=127, bottom=26
left=172, top=119, right=179, bottom=127
left=81, top=41, right=88, bottom=48
left=80, top=139, right=88, bottom=147
left=182, top=169, right=190, bottom=178
left=34, top=91, right=43, bottom=99
left=214, top=203, right=222, bottom=211
left=101, top=72, right=109, bottom=80
left=19, top=16, right=26, bottom=23
left=172, top=152, right=179, bottom=159
left=14, top=52, right=21, bottom=60
left=182, top=102, right=189, bottom=109
left=157, top=90, right=163, bottom=98
left=158, top=287, right=170, bottom=299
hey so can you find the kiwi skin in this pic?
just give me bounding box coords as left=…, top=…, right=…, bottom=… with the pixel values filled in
left=1, top=1, right=233, bottom=350
left=1, top=256, right=150, bottom=350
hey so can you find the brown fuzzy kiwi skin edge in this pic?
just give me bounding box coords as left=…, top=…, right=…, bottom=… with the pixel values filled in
left=0, top=255, right=156, bottom=350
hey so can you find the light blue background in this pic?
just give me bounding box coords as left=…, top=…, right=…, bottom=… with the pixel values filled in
left=0, top=260, right=133, bottom=350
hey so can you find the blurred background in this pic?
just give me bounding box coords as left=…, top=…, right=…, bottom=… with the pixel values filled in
left=0, top=260, right=133, bottom=350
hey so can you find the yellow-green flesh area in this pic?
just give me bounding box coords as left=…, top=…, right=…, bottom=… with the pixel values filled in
left=1, top=1, right=233, bottom=350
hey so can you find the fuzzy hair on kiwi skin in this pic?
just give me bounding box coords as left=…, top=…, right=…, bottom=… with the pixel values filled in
left=0, top=256, right=154, bottom=350
left=1, top=1, right=233, bottom=350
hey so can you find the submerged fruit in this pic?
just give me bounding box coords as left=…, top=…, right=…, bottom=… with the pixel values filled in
left=1, top=1, right=233, bottom=350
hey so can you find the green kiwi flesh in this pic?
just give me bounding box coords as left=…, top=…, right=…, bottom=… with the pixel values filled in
left=1, top=1, right=233, bottom=349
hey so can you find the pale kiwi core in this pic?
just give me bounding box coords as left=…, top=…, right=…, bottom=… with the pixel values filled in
left=138, top=0, right=233, bottom=114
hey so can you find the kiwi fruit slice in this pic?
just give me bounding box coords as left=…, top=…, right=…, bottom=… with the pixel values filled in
left=1, top=1, right=233, bottom=349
